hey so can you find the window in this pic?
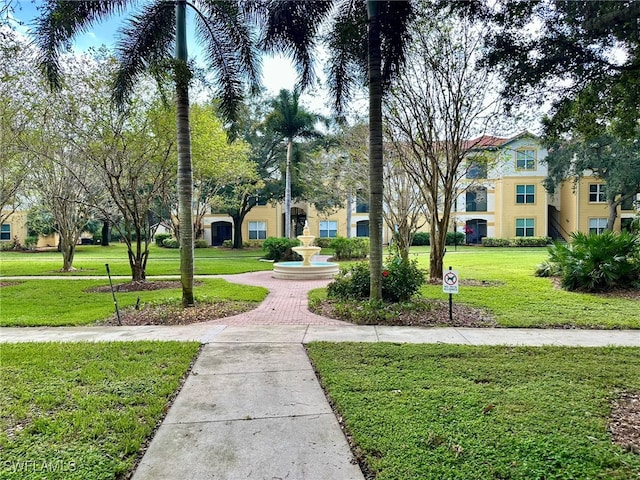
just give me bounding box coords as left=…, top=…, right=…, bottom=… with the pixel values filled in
left=319, top=220, right=338, bottom=238
left=516, top=149, right=536, bottom=170
left=466, top=188, right=487, bottom=212
left=516, top=184, right=535, bottom=204
left=0, top=224, right=10, bottom=241
left=356, top=220, right=369, bottom=237
left=589, top=218, right=607, bottom=235
left=515, top=218, right=534, bottom=237
left=589, top=184, right=605, bottom=203
left=466, top=160, right=487, bottom=179
left=620, top=193, right=636, bottom=211
left=355, top=190, right=369, bottom=213
left=248, top=221, right=267, bottom=240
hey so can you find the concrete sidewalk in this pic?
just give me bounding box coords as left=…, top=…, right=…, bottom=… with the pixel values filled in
left=132, top=342, right=363, bottom=479
left=2, top=270, right=640, bottom=479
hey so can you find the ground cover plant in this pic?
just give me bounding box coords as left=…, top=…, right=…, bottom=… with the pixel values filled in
left=307, top=342, right=640, bottom=480
left=311, top=247, right=640, bottom=329
left=0, top=341, right=200, bottom=480
left=0, top=278, right=267, bottom=327
left=536, top=231, right=640, bottom=292
left=0, top=244, right=272, bottom=276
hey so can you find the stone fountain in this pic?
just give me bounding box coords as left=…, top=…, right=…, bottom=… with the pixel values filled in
left=272, top=221, right=339, bottom=280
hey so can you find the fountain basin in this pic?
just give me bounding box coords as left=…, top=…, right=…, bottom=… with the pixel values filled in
left=272, top=261, right=339, bottom=280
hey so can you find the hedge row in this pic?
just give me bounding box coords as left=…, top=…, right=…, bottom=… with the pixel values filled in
left=482, top=237, right=551, bottom=247
left=411, top=232, right=466, bottom=246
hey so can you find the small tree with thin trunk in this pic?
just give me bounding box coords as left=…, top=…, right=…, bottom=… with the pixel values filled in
left=382, top=144, right=427, bottom=261
left=385, top=14, right=500, bottom=280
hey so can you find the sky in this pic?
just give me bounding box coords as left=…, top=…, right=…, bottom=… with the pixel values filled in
left=9, top=0, right=332, bottom=114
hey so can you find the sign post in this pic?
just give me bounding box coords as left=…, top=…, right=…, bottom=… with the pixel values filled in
left=442, top=266, right=459, bottom=321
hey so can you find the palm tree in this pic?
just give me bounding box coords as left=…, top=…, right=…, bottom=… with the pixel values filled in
left=264, top=89, right=322, bottom=238
left=263, top=1, right=414, bottom=299
left=33, top=0, right=260, bottom=306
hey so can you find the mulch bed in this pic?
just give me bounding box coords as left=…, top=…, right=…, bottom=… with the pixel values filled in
left=311, top=298, right=496, bottom=328
left=86, top=281, right=189, bottom=293
left=89, top=281, right=258, bottom=326
left=609, top=392, right=640, bottom=454
left=96, top=300, right=258, bottom=326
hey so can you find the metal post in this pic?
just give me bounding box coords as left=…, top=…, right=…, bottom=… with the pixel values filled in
left=448, top=266, right=453, bottom=321
left=105, top=263, right=122, bottom=326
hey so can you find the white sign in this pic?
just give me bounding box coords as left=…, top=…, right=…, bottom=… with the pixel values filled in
left=442, top=270, right=459, bottom=294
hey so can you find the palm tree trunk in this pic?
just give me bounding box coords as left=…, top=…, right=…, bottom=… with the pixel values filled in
left=176, top=1, right=194, bottom=306
left=367, top=0, right=383, bottom=301
left=285, top=139, right=293, bottom=238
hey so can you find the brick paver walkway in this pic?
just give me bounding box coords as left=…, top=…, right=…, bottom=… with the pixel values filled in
left=210, top=270, right=348, bottom=326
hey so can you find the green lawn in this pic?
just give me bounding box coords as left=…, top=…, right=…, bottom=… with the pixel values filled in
left=307, top=342, right=640, bottom=480
left=0, top=341, right=200, bottom=480
left=417, top=247, right=639, bottom=328
left=0, top=244, right=273, bottom=276
left=0, top=278, right=268, bottom=326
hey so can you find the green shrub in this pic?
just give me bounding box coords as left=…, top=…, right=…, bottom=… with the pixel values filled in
left=162, top=238, right=180, bottom=248
left=512, top=236, right=551, bottom=247
left=0, top=240, right=16, bottom=251
left=481, top=237, right=512, bottom=247
left=446, top=232, right=466, bottom=245
left=534, top=260, right=562, bottom=278
left=315, top=237, right=333, bottom=249
left=412, top=232, right=430, bottom=246
left=194, top=239, right=208, bottom=248
left=483, top=237, right=551, bottom=247
left=327, top=262, right=371, bottom=300
left=24, top=236, right=39, bottom=250
left=330, top=236, right=369, bottom=260
left=327, top=256, right=425, bottom=303
left=221, top=239, right=233, bottom=248
left=262, top=237, right=301, bottom=261
left=155, top=233, right=171, bottom=247
left=382, top=256, right=426, bottom=302
left=539, top=231, right=640, bottom=291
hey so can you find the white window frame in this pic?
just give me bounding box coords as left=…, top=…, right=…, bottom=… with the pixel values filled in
left=0, top=223, right=10, bottom=241
left=516, top=149, right=536, bottom=170
left=319, top=220, right=338, bottom=238
left=589, top=184, right=606, bottom=203
left=516, top=184, right=535, bottom=204
left=248, top=221, right=267, bottom=240
left=515, top=218, right=534, bottom=237
left=588, top=218, right=607, bottom=235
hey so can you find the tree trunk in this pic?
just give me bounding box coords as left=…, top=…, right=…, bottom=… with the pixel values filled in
left=128, top=246, right=147, bottom=282
left=176, top=1, right=194, bottom=306
left=346, top=188, right=352, bottom=238
left=60, top=235, right=75, bottom=271
left=231, top=212, right=246, bottom=249
left=101, top=220, right=110, bottom=246
left=606, top=199, right=620, bottom=232
left=429, top=221, right=446, bottom=281
left=367, top=0, right=383, bottom=301
left=284, top=139, right=293, bottom=238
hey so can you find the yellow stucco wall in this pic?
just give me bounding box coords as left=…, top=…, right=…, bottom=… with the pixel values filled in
left=559, top=177, right=622, bottom=233
left=1, top=211, right=59, bottom=248
left=497, top=177, right=548, bottom=237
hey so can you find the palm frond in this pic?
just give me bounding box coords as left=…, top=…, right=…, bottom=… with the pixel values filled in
left=261, top=0, right=335, bottom=88
left=325, top=0, right=366, bottom=115
left=113, top=1, right=176, bottom=106
left=34, top=0, right=132, bottom=89
left=195, top=1, right=261, bottom=121
left=378, top=1, right=414, bottom=86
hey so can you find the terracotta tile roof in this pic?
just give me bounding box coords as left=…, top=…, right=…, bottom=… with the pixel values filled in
left=464, top=131, right=537, bottom=150
left=464, top=135, right=510, bottom=150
